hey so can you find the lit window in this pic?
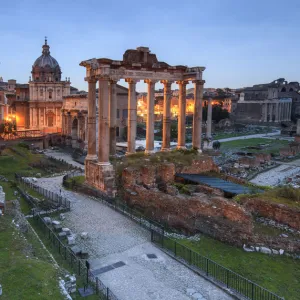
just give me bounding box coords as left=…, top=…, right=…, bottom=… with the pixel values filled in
left=49, top=91, right=52, bottom=99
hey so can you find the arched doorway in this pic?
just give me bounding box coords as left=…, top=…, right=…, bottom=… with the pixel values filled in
left=71, top=118, right=78, bottom=139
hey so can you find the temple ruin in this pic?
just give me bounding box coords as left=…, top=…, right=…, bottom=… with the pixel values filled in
left=80, top=46, right=210, bottom=195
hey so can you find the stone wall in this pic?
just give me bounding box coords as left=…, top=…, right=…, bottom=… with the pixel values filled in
left=178, top=158, right=219, bottom=174
left=124, top=185, right=253, bottom=245
left=240, top=197, right=300, bottom=230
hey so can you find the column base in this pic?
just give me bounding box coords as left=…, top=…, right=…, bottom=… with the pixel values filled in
left=177, top=146, right=186, bottom=150
left=125, top=151, right=136, bottom=156
left=161, top=147, right=171, bottom=152
left=85, top=154, right=98, bottom=161
left=97, top=161, right=111, bottom=166
left=85, top=160, right=116, bottom=197
left=145, top=149, right=155, bottom=155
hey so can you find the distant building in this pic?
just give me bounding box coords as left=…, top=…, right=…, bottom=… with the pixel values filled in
left=232, top=78, right=300, bottom=123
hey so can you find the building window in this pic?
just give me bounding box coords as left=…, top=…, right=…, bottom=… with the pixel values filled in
left=57, top=89, right=60, bottom=96
left=117, top=109, right=120, bottom=118
left=122, top=109, right=128, bottom=118
left=40, top=89, right=43, bottom=96
left=49, top=91, right=52, bottom=99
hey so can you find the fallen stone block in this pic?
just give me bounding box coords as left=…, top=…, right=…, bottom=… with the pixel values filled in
left=62, top=228, right=71, bottom=235
left=52, top=220, right=60, bottom=226
left=243, top=244, right=255, bottom=252
left=58, top=232, right=67, bottom=239
left=71, top=246, right=81, bottom=256
left=67, top=236, right=76, bottom=245
left=60, top=213, right=65, bottom=220
left=272, top=249, right=279, bottom=255
left=43, top=217, right=52, bottom=224
left=80, top=232, right=88, bottom=240
left=279, top=249, right=285, bottom=255
left=260, top=247, right=272, bottom=254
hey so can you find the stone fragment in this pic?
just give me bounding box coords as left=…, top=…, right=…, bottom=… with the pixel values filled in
left=81, top=232, right=88, bottom=239
left=243, top=244, right=255, bottom=252
left=43, top=217, right=52, bottom=224
left=60, top=213, right=65, bottom=220
left=62, top=228, right=71, bottom=235
left=279, top=249, right=285, bottom=255
left=260, top=247, right=272, bottom=254
left=280, top=233, right=288, bottom=238
left=272, top=249, right=279, bottom=255
left=71, top=246, right=81, bottom=255
left=67, top=235, right=76, bottom=245
left=52, top=220, right=60, bottom=226
left=58, top=232, right=67, bottom=239
left=255, top=247, right=260, bottom=252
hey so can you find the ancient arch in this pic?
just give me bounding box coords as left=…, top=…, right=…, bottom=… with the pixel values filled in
left=71, top=118, right=78, bottom=140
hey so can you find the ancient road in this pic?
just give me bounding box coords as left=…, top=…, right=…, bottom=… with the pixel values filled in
left=35, top=175, right=233, bottom=300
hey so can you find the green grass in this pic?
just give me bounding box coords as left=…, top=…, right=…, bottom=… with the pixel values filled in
left=220, top=138, right=289, bottom=155
left=170, top=235, right=300, bottom=300
left=0, top=215, right=64, bottom=300
left=236, top=186, right=300, bottom=209
left=65, top=175, right=85, bottom=186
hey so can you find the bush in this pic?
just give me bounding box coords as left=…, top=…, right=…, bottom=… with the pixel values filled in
left=275, top=186, right=300, bottom=202
left=18, top=142, right=29, bottom=149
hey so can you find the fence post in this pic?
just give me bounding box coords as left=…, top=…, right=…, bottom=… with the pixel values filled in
left=78, top=261, right=81, bottom=276
left=189, top=249, right=192, bottom=265
left=226, top=269, right=229, bottom=288
left=96, top=277, right=99, bottom=295
left=251, top=282, right=254, bottom=300
left=151, top=230, right=153, bottom=242
left=106, top=287, right=109, bottom=300
left=206, top=258, right=209, bottom=276
left=174, top=241, right=177, bottom=256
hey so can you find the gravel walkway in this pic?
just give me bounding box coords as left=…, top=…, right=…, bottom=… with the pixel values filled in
left=35, top=175, right=233, bottom=300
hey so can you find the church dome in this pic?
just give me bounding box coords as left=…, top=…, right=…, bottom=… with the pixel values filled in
left=32, top=38, right=62, bottom=82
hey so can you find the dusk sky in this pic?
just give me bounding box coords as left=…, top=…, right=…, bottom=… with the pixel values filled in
left=1, top=0, right=299, bottom=92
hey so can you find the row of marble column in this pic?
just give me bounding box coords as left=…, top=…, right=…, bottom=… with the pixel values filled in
left=86, top=77, right=211, bottom=165
left=263, top=102, right=292, bottom=122
left=30, top=107, right=59, bottom=128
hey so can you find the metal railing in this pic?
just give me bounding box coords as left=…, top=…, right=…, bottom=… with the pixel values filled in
left=61, top=172, right=284, bottom=300
left=151, top=230, right=284, bottom=300
left=33, top=212, right=119, bottom=300
left=16, top=175, right=71, bottom=211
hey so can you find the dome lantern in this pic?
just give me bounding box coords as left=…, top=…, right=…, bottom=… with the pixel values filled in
left=32, top=38, right=62, bottom=82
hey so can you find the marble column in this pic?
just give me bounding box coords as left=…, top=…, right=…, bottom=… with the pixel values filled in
left=145, top=79, right=156, bottom=154
left=67, top=113, right=72, bottom=136
left=161, top=80, right=172, bottom=151
left=177, top=80, right=187, bottom=149
left=289, top=102, right=292, bottom=121
left=98, top=78, right=110, bottom=164
left=283, top=103, right=287, bottom=121
left=192, top=80, right=205, bottom=150
left=125, top=79, right=138, bottom=154
left=206, top=97, right=212, bottom=138
left=275, top=102, right=279, bottom=122
left=84, top=115, right=88, bottom=148
left=109, top=80, right=117, bottom=155
left=269, top=103, right=273, bottom=122
left=86, top=78, right=97, bottom=161
left=264, top=103, right=268, bottom=122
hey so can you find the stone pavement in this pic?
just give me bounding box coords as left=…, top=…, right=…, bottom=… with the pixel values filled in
left=35, top=175, right=233, bottom=300
left=43, top=149, right=84, bottom=170
left=250, top=162, right=300, bottom=186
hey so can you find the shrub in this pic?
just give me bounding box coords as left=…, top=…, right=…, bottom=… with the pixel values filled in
left=18, top=142, right=29, bottom=149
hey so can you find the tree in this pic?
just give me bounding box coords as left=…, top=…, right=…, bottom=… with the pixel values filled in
left=0, top=121, right=16, bottom=139
left=213, top=140, right=221, bottom=150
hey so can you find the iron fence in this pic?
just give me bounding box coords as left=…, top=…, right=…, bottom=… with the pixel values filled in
left=151, top=230, right=284, bottom=300
left=33, top=212, right=119, bottom=300
left=16, top=175, right=71, bottom=211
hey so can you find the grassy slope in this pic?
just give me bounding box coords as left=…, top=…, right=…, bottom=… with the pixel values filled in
left=0, top=146, right=64, bottom=299
left=0, top=215, right=64, bottom=300
left=177, top=235, right=300, bottom=300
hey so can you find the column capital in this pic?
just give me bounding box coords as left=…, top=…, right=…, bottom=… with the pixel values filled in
left=144, top=79, right=158, bottom=85
left=96, top=75, right=110, bottom=81
left=109, top=79, right=118, bottom=85
left=192, top=79, right=205, bottom=85
left=125, top=78, right=139, bottom=84
left=161, top=80, right=173, bottom=85
left=176, top=80, right=188, bottom=85
left=85, top=77, right=98, bottom=83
